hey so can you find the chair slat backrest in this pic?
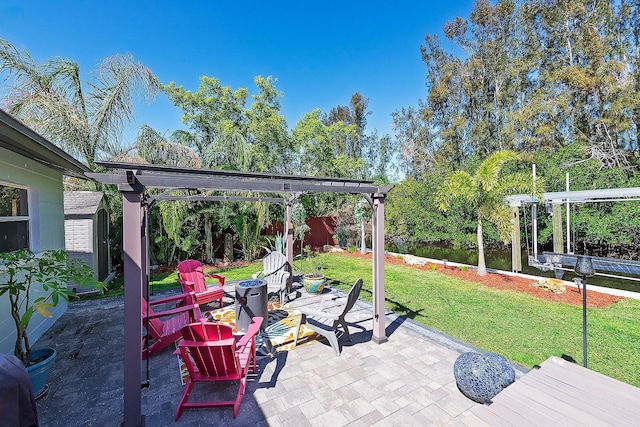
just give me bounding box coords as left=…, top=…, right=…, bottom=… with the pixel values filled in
left=180, top=323, right=240, bottom=378
left=263, top=251, right=286, bottom=272
left=262, top=251, right=289, bottom=287
left=178, top=260, right=207, bottom=293
left=340, top=278, right=363, bottom=317
left=141, top=298, right=164, bottom=338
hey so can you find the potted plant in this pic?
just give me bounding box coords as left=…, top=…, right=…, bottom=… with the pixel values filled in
left=0, top=249, right=101, bottom=397
left=302, top=246, right=326, bottom=293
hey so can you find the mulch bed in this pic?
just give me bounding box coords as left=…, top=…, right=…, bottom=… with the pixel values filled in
left=345, top=251, right=624, bottom=308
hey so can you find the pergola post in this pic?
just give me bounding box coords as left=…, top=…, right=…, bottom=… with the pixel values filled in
left=552, top=203, right=563, bottom=254
left=122, top=190, right=145, bottom=427
left=511, top=207, right=522, bottom=272
left=285, top=201, right=294, bottom=289
left=371, top=193, right=388, bottom=344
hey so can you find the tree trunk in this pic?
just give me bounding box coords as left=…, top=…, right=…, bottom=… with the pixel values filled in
left=360, top=220, right=366, bottom=254
left=204, top=212, right=213, bottom=263
left=224, top=233, right=234, bottom=263
left=477, top=217, right=487, bottom=276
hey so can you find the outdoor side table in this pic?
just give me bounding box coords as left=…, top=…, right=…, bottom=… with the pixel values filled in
left=235, top=279, right=268, bottom=332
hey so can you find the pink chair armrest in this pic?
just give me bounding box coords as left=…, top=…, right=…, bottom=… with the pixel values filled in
left=147, top=303, right=201, bottom=320
left=236, top=316, right=262, bottom=350
left=178, top=279, right=196, bottom=293
left=204, top=273, right=225, bottom=286
left=149, top=292, right=194, bottom=306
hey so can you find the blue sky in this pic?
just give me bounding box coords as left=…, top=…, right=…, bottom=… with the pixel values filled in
left=0, top=0, right=473, bottom=143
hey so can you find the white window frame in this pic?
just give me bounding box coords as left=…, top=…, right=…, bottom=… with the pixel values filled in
left=0, top=181, right=30, bottom=251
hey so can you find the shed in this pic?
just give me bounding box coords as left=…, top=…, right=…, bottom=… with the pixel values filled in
left=64, top=191, right=111, bottom=283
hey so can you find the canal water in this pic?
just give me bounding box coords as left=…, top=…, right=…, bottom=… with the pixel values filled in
left=387, top=242, right=640, bottom=294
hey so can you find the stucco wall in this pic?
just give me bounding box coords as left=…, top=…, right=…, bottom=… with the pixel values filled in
left=0, top=146, right=67, bottom=355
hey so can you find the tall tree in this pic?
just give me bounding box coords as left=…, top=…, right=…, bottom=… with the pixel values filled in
left=293, top=109, right=362, bottom=178
left=163, top=76, right=249, bottom=169
left=323, top=92, right=371, bottom=159
left=392, top=104, right=436, bottom=178
left=364, top=129, right=394, bottom=181
left=436, top=150, right=540, bottom=276
left=134, top=124, right=201, bottom=167
left=163, top=75, right=291, bottom=260
left=0, top=38, right=159, bottom=169
left=522, top=0, right=637, bottom=157
left=420, top=33, right=468, bottom=167
left=245, top=76, right=294, bottom=174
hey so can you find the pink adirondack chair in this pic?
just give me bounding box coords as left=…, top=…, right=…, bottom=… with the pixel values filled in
left=177, top=259, right=225, bottom=308
left=175, top=316, right=262, bottom=420
left=141, top=293, right=201, bottom=360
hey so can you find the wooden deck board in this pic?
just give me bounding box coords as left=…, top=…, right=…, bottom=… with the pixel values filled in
left=535, top=357, right=640, bottom=400
left=464, top=356, right=640, bottom=426
left=519, top=368, right=638, bottom=424
left=457, top=411, right=493, bottom=426
left=495, top=378, right=610, bottom=426
left=488, top=384, right=588, bottom=426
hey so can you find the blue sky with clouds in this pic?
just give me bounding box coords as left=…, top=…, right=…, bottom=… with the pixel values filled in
left=0, top=0, right=473, bottom=143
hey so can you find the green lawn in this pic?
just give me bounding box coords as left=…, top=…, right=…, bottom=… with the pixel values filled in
left=102, top=252, right=640, bottom=387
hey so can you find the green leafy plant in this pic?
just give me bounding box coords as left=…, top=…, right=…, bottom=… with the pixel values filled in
left=263, top=232, right=286, bottom=254
left=427, top=264, right=438, bottom=271
left=292, top=203, right=310, bottom=255
left=458, top=265, right=468, bottom=271
left=0, top=249, right=102, bottom=366
left=303, top=245, right=324, bottom=278
left=333, top=226, right=349, bottom=247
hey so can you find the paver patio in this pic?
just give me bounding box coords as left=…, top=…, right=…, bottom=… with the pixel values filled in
left=33, top=279, right=526, bottom=426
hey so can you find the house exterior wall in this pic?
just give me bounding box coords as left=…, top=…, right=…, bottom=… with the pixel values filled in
left=0, top=146, right=67, bottom=355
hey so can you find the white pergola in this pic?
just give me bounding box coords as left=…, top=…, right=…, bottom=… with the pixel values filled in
left=88, top=161, right=393, bottom=427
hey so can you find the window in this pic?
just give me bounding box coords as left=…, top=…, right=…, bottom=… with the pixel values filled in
left=0, top=184, right=29, bottom=252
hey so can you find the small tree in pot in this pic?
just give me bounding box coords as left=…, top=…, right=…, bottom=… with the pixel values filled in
left=0, top=249, right=101, bottom=366
left=302, top=245, right=326, bottom=293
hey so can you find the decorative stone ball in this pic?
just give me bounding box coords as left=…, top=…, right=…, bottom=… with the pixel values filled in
left=485, top=352, right=516, bottom=387
left=453, top=352, right=504, bottom=404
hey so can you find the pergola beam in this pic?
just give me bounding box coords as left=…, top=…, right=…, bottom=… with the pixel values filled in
left=507, top=186, right=640, bottom=206
left=153, top=195, right=286, bottom=204
left=87, top=172, right=390, bottom=195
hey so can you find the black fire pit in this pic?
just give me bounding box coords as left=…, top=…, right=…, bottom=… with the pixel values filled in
left=235, top=279, right=268, bottom=332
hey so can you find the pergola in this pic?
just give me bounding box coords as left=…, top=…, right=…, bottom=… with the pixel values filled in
left=88, top=161, right=393, bottom=426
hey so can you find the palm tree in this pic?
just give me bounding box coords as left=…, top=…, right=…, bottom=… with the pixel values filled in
left=436, top=150, right=541, bottom=276
left=0, top=38, right=159, bottom=169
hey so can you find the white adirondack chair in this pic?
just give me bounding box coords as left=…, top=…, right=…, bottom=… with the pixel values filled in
left=251, top=251, right=291, bottom=304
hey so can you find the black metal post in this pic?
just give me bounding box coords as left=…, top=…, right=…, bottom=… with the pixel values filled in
left=582, top=275, right=587, bottom=368
left=575, top=255, right=594, bottom=369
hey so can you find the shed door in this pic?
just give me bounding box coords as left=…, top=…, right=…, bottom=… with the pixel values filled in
left=97, top=209, right=109, bottom=281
